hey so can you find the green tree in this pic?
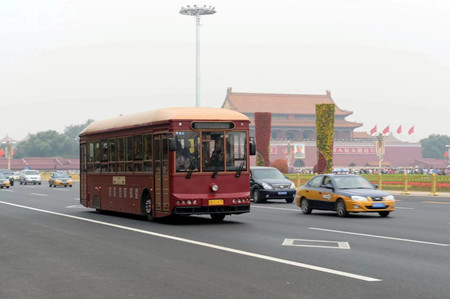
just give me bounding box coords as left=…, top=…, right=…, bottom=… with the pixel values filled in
left=14, top=120, right=94, bottom=158
left=15, top=130, right=72, bottom=158
left=64, top=119, right=94, bottom=142
left=420, top=134, right=450, bottom=159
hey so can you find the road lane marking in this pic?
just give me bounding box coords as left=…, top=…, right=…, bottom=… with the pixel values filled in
left=251, top=205, right=299, bottom=212
left=0, top=200, right=381, bottom=282
left=282, top=239, right=350, bottom=249
left=395, top=207, right=414, bottom=210
left=31, top=193, right=48, bottom=197
left=309, top=227, right=450, bottom=247
left=0, top=189, right=14, bottom=192
left=422, top=201, right=450, bottom=205
left=66, top=205, right=85, bottom=208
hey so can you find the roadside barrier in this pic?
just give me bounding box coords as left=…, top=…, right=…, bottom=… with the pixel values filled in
left=286, top=172, right=450, bottom=196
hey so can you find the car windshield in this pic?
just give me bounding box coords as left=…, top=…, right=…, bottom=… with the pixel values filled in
left=0, top=173, right=7, bottom=179
left=25, top=170, right=40, bottom=175
left=54, top=173, right=70, bottom=179
left=252, top=168, right=285, bottom=180
left=334, top=176, right=374, bottom=189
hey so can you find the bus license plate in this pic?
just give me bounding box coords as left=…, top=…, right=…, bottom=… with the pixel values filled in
left=209, top=199, right=224, bottom=206
left=372, top=203, right=386, bottom=208
left=278, top=191, right=287, bottom=195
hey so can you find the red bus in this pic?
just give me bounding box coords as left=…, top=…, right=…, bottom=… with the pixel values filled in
left=79, top=107, right=256, bottom=221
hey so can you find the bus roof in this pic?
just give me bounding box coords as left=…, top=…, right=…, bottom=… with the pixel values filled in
left=79, top=107, right=250, bottom=136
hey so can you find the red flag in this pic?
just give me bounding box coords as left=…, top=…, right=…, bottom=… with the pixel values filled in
left=11, top=149, right=17, bottom=158
left=397, top=125, right=402, bottom=134
left=0, top=148, right=4, bottom=158
left=444, top=151, right=449, bottom=158
left=408, top=126, right=414, bottom=135
left=382, top=125, right=390, bottom=135
left=369, top=125, right=377, bottom=135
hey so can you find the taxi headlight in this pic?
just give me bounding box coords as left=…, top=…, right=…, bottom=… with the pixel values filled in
left=385, top=195, right=395, bottom=201
left=262, top=182, right=273, bottom=190
left=351, top=196, right=367, bottom=201
left=289, top=182, right=296, bottom=189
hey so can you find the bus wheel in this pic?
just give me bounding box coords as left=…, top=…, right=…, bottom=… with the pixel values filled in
left=144, top=195, right=154, bottom=221
left=210, top=214, right=225, bottom=222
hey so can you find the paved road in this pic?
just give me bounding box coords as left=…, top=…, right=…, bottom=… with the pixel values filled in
left=1, top=184, right=450, bottom=299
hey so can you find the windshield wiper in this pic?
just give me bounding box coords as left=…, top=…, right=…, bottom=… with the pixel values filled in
left=211, top=162, right=219, bottom=178
left=185, top=152, right=198, bottom=179
left=235, top=161, right=244, bottom=178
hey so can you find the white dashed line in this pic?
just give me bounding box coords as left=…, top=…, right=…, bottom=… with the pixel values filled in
left=30, top=193, right=48, bottom=197
left=0, top=200, right=381, bottom=282
left=309, top=227, right=450, bottom=247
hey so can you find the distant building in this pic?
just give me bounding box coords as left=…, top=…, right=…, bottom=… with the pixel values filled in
left=222, top=88, right=425, bottom=168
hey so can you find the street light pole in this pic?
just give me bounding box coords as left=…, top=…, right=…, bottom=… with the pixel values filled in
left=180, top=5, right=216, bottom=107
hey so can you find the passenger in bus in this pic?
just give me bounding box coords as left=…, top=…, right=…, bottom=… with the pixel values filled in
left=176, top=140, right=195, bottom=171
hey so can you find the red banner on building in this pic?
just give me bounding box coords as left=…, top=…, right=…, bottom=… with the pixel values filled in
left=333, top=147, right=376, bottom=155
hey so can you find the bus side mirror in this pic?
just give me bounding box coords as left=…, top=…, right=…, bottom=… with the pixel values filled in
left=168, top=138, right=177, bottom=152
left=249, top=137, right=256, bottom=156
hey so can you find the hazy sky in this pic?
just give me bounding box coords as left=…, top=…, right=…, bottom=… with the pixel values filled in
left=1, top=0, right=449, bottom=142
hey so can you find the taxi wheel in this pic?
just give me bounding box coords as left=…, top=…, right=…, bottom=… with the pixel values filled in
left=54, top=185, right=57, bottom=188
left=336, top=200, right=348, bottom=217
left=49, top=184, right=52, bottom=187
left=378, top=211, right=390, bottom=217
left=300, top=198, right=312, bottom=214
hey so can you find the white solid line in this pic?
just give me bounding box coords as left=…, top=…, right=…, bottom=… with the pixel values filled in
left=0, top=189, right=14, bottom=192
left=30, top=193, right=48, bottom=197
left=395, top=207, right=414, bottom=210
left=65, top=205, right=85, bottom=209
left=309, top=227, right=450, bottom=247
left=0, top=200, right=381, bottom=282
left=252, top=205, right=299, bottom=212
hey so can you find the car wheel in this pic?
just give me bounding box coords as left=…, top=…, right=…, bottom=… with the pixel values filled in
left=54, top=185, right=56, bottom=188
left=38, top=182, right=41, bottom=185
left=300, top=198, right=312, bottom=214
left=378, top=211, right=390, bottom=217
left=210, top=214, right=226, bottom=222
left=285, top=197, right=294, bottom=203
left=20, top=182, right=23, bottom=185
left=49, top=184, right=51, bottom=187
left=336, top=200, right=348, bottom=217
left=253, top=188, right=264, bottom=203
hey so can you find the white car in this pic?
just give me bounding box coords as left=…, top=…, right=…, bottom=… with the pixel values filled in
left=19, top=170, right=42, bottom=185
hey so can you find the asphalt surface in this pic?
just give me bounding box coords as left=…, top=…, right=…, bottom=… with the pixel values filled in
left=1, top=183, right=450, bottom=299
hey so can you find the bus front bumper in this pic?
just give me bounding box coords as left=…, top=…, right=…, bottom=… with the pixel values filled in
left=173, top=204, right=250, bottom=215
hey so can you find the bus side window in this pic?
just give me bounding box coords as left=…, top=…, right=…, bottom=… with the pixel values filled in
left=143, top=134, right=153, bottom=172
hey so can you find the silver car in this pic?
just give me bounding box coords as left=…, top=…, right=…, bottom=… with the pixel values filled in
left=19, top=170, right=42, bottom=185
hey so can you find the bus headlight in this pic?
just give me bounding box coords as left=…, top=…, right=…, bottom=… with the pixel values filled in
left=210, top=184, right=219, bottom=192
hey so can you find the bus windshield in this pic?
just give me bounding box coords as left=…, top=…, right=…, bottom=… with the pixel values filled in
left=175, top=131, right=247, bottom=173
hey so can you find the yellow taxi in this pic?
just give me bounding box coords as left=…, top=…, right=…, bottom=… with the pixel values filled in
left=49, top=172, right=73, bottom=187
left=296, top=174, right=395, bottom=217
left=0, top=173, right=11, bottom=189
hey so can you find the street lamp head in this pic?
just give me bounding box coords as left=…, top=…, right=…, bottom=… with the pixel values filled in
left=179, top=5, right=216, bottom=16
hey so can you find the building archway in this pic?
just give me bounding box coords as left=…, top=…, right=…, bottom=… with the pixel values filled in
left=294, top=159, right=305, bottom=167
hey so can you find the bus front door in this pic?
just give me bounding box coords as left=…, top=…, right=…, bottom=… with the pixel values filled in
left=154, top=134, right=170, bottom=214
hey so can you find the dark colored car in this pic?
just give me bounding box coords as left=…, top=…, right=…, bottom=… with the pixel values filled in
left=250, top=166, right=296, bottom=203
left=296, top=174, right=395, bottom=217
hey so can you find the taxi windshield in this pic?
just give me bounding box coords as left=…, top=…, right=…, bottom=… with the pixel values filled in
left=334, top=176, right=374, bottom=189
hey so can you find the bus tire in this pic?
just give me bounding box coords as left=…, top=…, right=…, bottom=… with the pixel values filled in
left=142, top=191, right=154, bottom=221
left=210, top=214, right=225, bottom=222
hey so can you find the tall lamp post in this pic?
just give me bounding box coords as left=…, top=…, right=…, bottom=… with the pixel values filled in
left=375, top=133, right=386, bottom=173
left=179, top=5, right=216, bottom=107
left=1, top=135, right=17, bottom=170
